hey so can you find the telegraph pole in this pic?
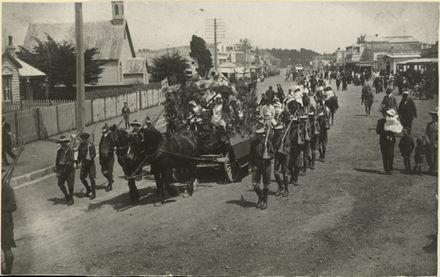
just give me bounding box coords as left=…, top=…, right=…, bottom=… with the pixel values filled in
left=75, top=2, right=85, bottom=132
left=205, top=18, right=225, bottom=71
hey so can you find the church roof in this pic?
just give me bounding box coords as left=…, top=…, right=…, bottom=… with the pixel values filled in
left=23, top=20, right=135, bottom=60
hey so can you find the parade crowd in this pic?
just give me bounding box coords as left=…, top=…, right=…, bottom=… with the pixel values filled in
left=250, top=71, right=339, bottom=210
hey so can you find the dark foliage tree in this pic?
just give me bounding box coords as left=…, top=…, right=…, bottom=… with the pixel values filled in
left=150, top=52, right=189, bottom=85
left=17, top=34, right=104, bottom=89
left=265, top=48, right=321, bottom=68
left=189, top=35, right=213, bottom=77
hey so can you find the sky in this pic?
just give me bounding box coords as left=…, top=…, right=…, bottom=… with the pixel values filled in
left=2, top=1, right=439, bottom=54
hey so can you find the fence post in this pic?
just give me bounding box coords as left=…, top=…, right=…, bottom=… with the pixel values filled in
left=55, top=104, right=60, bottom=134
left=14, top=111, right=19, bottom=145
left=139, top=91, right=142, bottom=110
left=36, top=108, right=41, bottom=139
left=103, top=97, right=107, bottom=120
left=115, top=96, right=118, bottom=116
left=90, top=98, right=94, bottom=123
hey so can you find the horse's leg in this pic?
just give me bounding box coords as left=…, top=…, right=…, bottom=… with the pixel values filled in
left=154, top=169, right=165, bottom=206
left=127, top=179, right=140, bottom=203
left=186, top=164, right=197, bottom=197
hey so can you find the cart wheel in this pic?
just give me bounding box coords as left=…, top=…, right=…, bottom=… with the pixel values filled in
left=223, top=151, right=240, bottom=183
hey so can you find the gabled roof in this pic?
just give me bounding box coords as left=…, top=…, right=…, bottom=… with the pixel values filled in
left=2, top=51, right=45, bottom=77
left=23, top=20, right=135, bottom=60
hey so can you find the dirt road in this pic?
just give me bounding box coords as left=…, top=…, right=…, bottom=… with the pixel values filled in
left=11, top=72, right=437, bottom=275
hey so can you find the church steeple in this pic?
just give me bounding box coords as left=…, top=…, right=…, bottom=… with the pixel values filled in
left=111, top=1, right=125, bottom=25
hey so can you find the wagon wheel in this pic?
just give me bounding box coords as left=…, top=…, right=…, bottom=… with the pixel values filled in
left=223, top=150, right=240, bottom=183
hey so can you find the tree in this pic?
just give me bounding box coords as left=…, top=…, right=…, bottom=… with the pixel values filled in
left=149, top=52, right=189, bottom=85
left=189, top=35, right=212, bottom=77
left=17, top=34, right=104, bottom=89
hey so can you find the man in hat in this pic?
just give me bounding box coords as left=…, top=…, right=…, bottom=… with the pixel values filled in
left=99, top=124, right=115, bottom=192
left=381, top=88, right=398, bottom=112
left=309, top=110, right=321, bottom=169
left=2, top=117, right=16, bottom=166
left=288, top=114, right=303, bottom=186
left=122, top=102, right=131, bottom=129
left=77, top=132, right=97, bottom=199
left=273, top=109, right=291, bottom=197
left=376, top=108, right=396, bottom=175
left=361, top=83, right=374, bottom=116
left=299, top=115, right=311, bottom=175
left=398, top=90, right=417, bottom=133
left=250, top=122, right=274, bottom=210
left=55, top=135, right=76, bottom=205
left=425, top=108, right=438, bottom=175
left=2, top=174, right=17, bottom=274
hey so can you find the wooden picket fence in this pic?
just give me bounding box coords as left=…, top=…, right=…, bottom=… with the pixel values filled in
left=2, top=88, right=165, bottom=145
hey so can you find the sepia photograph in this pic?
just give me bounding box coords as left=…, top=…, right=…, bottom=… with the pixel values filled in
left=1, top=0, right=438, bottom=275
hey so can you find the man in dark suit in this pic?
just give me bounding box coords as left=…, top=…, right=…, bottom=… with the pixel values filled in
left=99, top=124, right=115, bottom=192
left=78, top=132, right=97, bottom=199
left=398, top=90, right=417, bottom=133
left=2, top=118, right=16, bottom=166
left=376, top=109, right=396, bottom=175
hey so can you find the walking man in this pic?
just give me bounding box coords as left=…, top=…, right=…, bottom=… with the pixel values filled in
left=376, top=109, right=396, bottom=175
left=2, top=175, right=16, bottom=274
left=78, top=132, right=97, bottom=199
left=361, top=83, right=374, bottom=116
left=425, top=108, right=438, bottom=175
left=2, top=118, right=16, bottom=166
left=99, top=124, right=115, bottom=192
left=55, top=135, right=75, bottom=205
left=122, top=102, right=131, bottom=129
left=398, top=90, right=417, bottom=133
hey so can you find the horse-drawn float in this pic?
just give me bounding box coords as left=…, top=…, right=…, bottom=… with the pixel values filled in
left=114, top=77, right=259, bottom=204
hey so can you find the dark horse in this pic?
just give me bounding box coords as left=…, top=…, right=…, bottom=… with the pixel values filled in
left=111, top=123, right=200, bottom=205
left=142, top=128, right=200, bottom=206
left=325, top=96, right=339, bottom=125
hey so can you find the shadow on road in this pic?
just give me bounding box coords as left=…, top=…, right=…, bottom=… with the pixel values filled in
left=86, top=187, right=179, bottom=212
left=423, top=234, right=437, bottom=253
left=47, top=197, right=67, bottom=205
left=226, top=198, right=256, bottom=208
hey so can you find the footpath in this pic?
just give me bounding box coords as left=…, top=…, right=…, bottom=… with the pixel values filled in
left=5, top=104, right=165, bottom=188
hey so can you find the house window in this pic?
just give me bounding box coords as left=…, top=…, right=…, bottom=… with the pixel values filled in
left=2, top=76, right=12, bottom=102
left=115, top=5, right=119, bottom=16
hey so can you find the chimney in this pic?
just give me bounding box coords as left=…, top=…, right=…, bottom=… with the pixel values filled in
left=6, top=35, right=16, bottom=54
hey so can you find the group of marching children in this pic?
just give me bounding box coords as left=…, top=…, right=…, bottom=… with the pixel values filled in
left=250, top=83, right=335, bottom=210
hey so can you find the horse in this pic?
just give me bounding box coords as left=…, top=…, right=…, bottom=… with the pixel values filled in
left=325, top=96, right=339, bottom=125
left=122, top=126, right=200, bottom=206
left=109, top=125, right=130, bottom=174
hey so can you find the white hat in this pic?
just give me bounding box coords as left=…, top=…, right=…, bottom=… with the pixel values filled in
left=386, top=109, right=397, bottom=117
left=255, top=127, right=265, bottom=134
left=402, top=90, right=409, bottom=95
left=300, top=115, right=308, bottom=120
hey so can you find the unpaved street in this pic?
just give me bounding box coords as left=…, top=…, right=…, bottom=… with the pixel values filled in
left=12, top=73, right=437, bottom=275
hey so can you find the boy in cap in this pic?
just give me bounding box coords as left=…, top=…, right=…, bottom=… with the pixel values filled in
left=398, top=128, right=415, bottom=173
left=99, top=124, right=115, bottom=191
left=55, top=135, right=76, bottom=205
left=425, top=108, right=438, bottom=175
left=78, top=132, right=97, bottom=199
left=250, top=122, right=274, bottom=210
left=122, top=102, right=131, bottom=129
